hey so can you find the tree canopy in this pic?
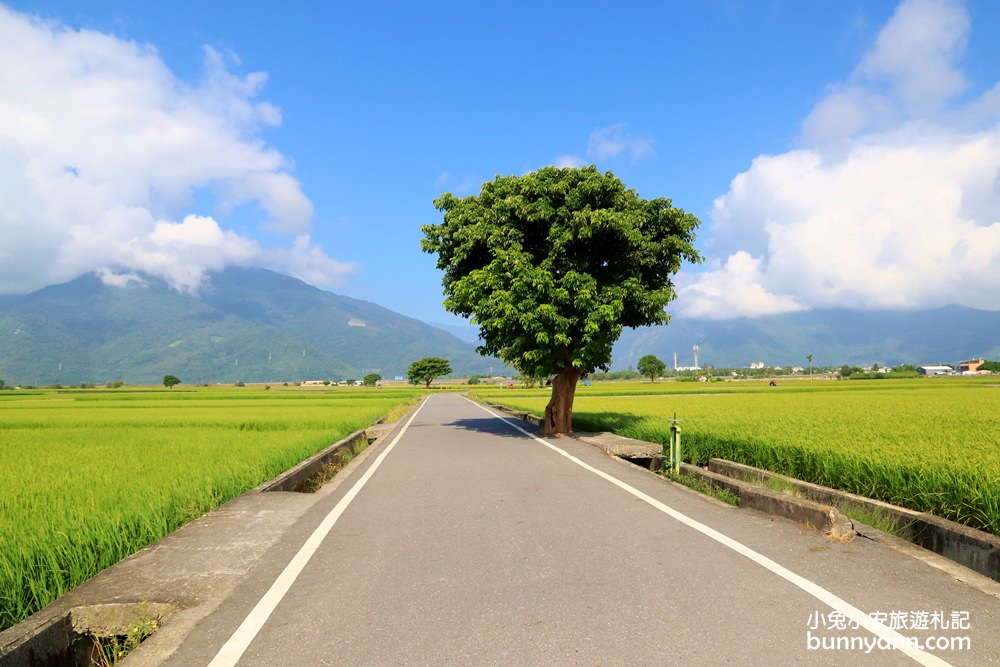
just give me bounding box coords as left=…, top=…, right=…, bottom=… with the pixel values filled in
left=407, top=357, right=452, bottom=388
left=422, top=165, right=700, bottom=433
left=162, top=374, right=180, bottom=388
left=637, top=354, right=667, bottom=382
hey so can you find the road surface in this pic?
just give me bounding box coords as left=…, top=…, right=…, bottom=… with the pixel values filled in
left=162, top=393, right=1000, bottom=665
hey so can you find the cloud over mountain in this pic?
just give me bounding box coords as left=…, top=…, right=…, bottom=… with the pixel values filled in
left=677, top=0, right=1000, bottom=319
left=0, top=5, right=355, bottom=294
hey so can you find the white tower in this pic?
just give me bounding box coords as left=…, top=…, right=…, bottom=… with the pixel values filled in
left=693, top=344, right=699, bottom=369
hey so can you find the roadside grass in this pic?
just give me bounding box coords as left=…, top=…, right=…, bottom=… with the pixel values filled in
left=662, top=470, right=740, bottom=506
left=0, top=386, right=422, bottom=632
left=834, top=502, right=913, bottom=538
left=761, top=475, right=802, bottom=497
left=90, top=610, right=159, bottom=667
left=473, top=378, right=1000, bottom=536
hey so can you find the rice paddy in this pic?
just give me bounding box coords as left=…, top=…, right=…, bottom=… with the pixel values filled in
left=0, top=385, right=421, bottom=631
left=4, top=376, right=998, bottom=634
left=473, top=377, right=1000, bottom=536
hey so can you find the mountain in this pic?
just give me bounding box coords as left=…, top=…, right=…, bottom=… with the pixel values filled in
left=3, top=269, right=996, bottom=384
left=427, top=321, right=482, bottom=344
left=612, top=306, right=1000, bottom=370
left=0, top=268, right=498, bottom=385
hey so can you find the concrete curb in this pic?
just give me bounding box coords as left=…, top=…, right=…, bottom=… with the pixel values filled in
left=0, top=409, right=412, bottom=667
left=253, top=429, right=370, bottom=493
left=611, top=452, right=854, bottom=540
left=708, top=458, right=1000, bottom=583
left=484, top=402, right=543, bottom=428
left=481, top=399, right=1000, bottom=584
left=479, top=401, right=854, bottom=539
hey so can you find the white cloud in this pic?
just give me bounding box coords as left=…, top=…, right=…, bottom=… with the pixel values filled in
left=432, top=171, right=481, bottom=196
left=95, top=268, right=146, bottom=289
left=0, top=6, right=351, bottom=294
left=433, top=171, right=450, bottom=189
left=265, top=235, right=359, bottom=289
left=857, top=0, right=968, bottom=117
left=676, top=252, right=806, bottom=320
left=678, top=0, right=1000, bottom=319
left=586, top=124, right=655, bottom=162
left=552, top=154, right=585, bottom=169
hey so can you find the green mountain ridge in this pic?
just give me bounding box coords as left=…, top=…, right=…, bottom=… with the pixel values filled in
left=3, top=267, right=996, bottom=384
left=612, top=305, right=1000, bottom=370
left=0, top=268, right=497, bottom=385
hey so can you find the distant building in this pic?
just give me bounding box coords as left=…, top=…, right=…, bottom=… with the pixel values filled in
left=748, top=361, right=765, bottom=369
left=959, top=358, right=985, bottom=373
left=919, top=365, right=952, bottom=376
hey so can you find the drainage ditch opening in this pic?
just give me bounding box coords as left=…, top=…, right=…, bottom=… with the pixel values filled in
left=298, top=435, right=376, bottom=493
left=625, top=457, right=654, bottom=470
left=5, top=603, right=172, bottom=667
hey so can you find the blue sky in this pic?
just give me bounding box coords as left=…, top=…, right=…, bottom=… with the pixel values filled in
left=2, top=0, right=999, bottom=329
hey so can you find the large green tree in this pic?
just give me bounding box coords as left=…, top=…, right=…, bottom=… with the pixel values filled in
left=422, top=166, right=700, bottom=435
left=637, top=354, right=667, bottom=383
left=407, top=357, right=452, bottom=388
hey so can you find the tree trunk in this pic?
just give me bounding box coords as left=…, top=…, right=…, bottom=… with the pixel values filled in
left=543, top=366, right=583, bottom=436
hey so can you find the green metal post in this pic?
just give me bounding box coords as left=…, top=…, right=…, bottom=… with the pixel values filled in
left=674, top=422, right=681, bottom=475
left=667, top=413, right=683, bottom=475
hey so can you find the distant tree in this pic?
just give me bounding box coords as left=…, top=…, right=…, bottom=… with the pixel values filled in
left=637, top=354, right=667, bottom=382
left=0, top=378, right=5, bottom=390
left=806, top=354, right=813, bottom=376
left=467, top=374, right=481, bottom=385
left=363, top=373, right=382, bottom=386
left=422, top=166, right=700, bottom=435
left=407, top=357, right=452, bottom=388
left=871, top=362, right=881, bottom=372
left=163, top=374, right=181, bottom=388
left=106, top=380, right=124, bottom=389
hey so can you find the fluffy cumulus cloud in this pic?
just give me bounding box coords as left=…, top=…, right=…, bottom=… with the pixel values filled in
left=0, top=6, right=356, bottom=294
left=678, top=0, right=1000, bottom=319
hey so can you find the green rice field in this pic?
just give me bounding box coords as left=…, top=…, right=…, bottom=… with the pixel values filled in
left=473, top=377, right=1000, bottom=536
left=0, top=385, right=422, bottom=631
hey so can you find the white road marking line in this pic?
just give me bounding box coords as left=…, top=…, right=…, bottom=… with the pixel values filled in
left=207, top=397, right=430, bottom=667
left=465, top=397, right=951, bottom=667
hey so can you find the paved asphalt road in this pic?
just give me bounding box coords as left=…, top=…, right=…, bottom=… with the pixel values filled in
left=165, top=393, right=999, bottom=666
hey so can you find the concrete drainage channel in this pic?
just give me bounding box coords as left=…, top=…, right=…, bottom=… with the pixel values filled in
left=0, top=414, right=404, bottom=667
left=254, top=420, right=391, bottom=493
left=483, top=401, right=1000, bottom=592
left=8, top=602, right=175, bottom=667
